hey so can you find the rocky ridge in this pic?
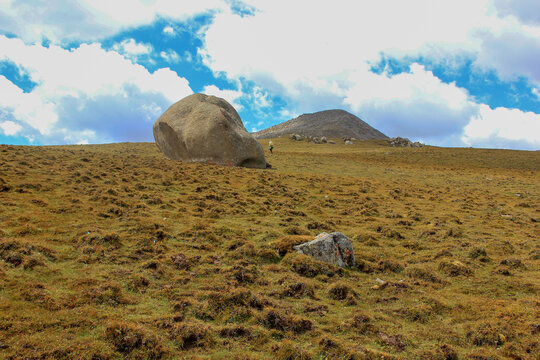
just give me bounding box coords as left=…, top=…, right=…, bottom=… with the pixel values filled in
left=253, top=109, right=388, bottom=140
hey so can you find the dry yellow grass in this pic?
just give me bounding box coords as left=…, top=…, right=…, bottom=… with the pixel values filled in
left=0, top=139, right=538, bottom=359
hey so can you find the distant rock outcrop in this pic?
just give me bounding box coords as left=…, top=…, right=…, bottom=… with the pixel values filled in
left=153, top=94, right=269, bottom=169
left=388, top=137, right=424, bottom=148
left=293, top=232, right=355, bottom=268
left=253, top=109, right=388, bottom=140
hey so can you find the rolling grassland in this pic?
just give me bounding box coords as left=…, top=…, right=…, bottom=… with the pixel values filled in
left=0, top=139, right=538, bottom=359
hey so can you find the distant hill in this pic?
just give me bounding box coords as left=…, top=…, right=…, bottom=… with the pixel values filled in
left=252, top=109, right=388, bottom=139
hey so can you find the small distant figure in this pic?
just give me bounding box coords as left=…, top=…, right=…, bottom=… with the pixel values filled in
left=269, top=141, right=274, bottom=154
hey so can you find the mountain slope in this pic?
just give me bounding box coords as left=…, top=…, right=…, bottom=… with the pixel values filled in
left=252, top=109, right=388, bottom=139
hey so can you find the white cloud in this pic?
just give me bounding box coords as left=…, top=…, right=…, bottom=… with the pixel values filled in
left=112, top=39, right=153, bottom=61
left=201, top=0, right=540, bottom=88
left=0, top=35, right=192, bottom=144
left=163, top=25, right=175, bottom=36
left=183, top=51, right=193, bottom=62
left=202, top=84, right=244, bottom=110
left=533, top=88, right=540, bottom=99
left=346, top=64, right=470, bottom=112
left=0, top=75, right=58, bottom=134
left=344, top=63, right=478, bottom=140
left=474, top=31, right=540, bottom=85
left=160, top=49, right=180, bottom=63
left=61, top=129, right=96, bottom=145
left=0, top=0, right=229, bottom=43
left=141, top=102, right=164, bottom=121
left=279, top=109, right=297, bottom=119
left=0, top=36, right=191, bottom=103
left=0, top=120, right=22, bottom=136
left=463, top=105, right=540, bottom=150
left=252, top=86, right=270, bottom=108
left=201, top=0, right=502, bottom=85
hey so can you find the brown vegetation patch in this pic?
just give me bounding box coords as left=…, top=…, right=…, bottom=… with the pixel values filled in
left=218, top=325, right=252, bottom=339
left=275, top=340, right=312, bottom=360
left=469, top=247, right=491, bottom=262
left=328, top=282, right=355, bottom=301
left=499, top=258, right=526, bottom=269
left=0, top=177, right=11, bottom=192
left=377, top=259, right=405, bottom=273
left=378, top=332, right=408, bottom=351
left=281, top=282, right=316, bottom=299
left=207, top=287, right=265, bottom=312
left=396, top=300, right=447, bottom=323
left=127, top=273, right=151, bottom=292
left=318, top=337, right=372, bottom=359
left=22, top=253, right=47, bottom=270
left=0, top=240, right=56, bottom=267
left=260, top=308, right=312, bottom=333
left=20, top=283, right=59, bottom=310
left=405, top=264, right=445, bottom=284
left=468, top=323, right=507, bottom=347
left=228, top=260, right=260, bottom=284
left=282, top=252, right=341, bottom=278
left=272, top=235, right=313, bottom=257
left=81, top=281, right=131, bottom=306
left=0, top=141, right=538, bottom=358
left=170, top=321, right=213, bottom=350
left=347, top=313, right=377, bottom=334
left=438, top=260, right=473, bottom=277
left=105, top=321, right=166, bottom=358
left=78, top=232, right=122, bottom=248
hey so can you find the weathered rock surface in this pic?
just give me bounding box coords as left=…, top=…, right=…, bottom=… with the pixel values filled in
left=290, top=134, right=303, bottom=141
left=388, top=137, right=424, bottom=148
left=153, top=93, right=269, bottom=169
left=293, top=232, right=355, bottom=268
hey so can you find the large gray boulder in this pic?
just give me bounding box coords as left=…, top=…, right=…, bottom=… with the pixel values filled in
left=153, top=93, right=269, bottom=169
left=293, top=232, right=355, bottom=267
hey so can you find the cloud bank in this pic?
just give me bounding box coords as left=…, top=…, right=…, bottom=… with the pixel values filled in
left=200, top=0, right=540, bottom=149
left=0, top=0, right=228, bottom=43
left=0, top=36, right=192, bottom=144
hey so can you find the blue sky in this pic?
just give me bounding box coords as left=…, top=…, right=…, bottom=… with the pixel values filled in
left=1, top=0, right=539, bottom=150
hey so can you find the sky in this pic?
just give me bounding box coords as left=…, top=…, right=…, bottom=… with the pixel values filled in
left=0, top=0, right=539, bottom=150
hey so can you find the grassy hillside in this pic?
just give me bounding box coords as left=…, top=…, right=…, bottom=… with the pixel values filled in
left=0, top=139, right=538, bottom=359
